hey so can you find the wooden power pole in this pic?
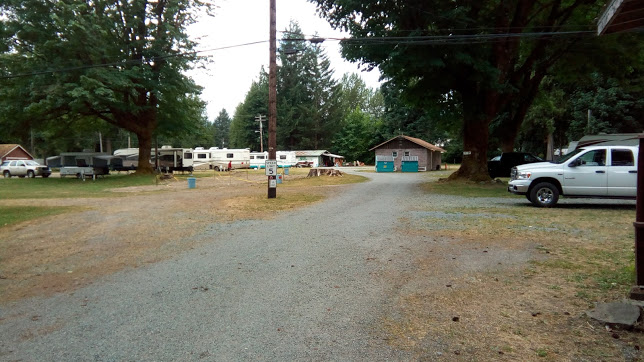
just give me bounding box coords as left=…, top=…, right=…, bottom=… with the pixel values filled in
left=267, top=0, right=277, bottom=199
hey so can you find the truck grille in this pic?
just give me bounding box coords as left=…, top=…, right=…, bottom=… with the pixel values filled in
left=510, top=167, right=517, bottom=180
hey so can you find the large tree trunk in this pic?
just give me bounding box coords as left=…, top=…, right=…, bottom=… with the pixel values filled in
left=136, top=127, right=154, bottom=174
left=448, top=116, right=491, bottom=182
left=448, top=88, right=493, bottom=182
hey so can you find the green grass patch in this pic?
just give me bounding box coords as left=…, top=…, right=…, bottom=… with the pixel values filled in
left=0, top=206, right=73, bottom=228
left=0, top=174, right=159, bottom=199
left=421, top=179, right=512, bottom=198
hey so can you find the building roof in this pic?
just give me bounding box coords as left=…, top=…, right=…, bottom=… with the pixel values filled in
left=0, top=144, right=33, bottom=159
left=369, top=135, right=446, bottom=153
left=598, top=0, right=644, bottom=34
left=294, top=150, right=343, bottom=158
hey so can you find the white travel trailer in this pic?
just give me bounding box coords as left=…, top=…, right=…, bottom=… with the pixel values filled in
left=276, top=151, right=297, bottom=168
left=154, top=146, right=194, bottom=173
left=250, top=151, right=296, bottom=169
left=113, top=146, right=194, bottom=173
left=192, top=147, right=213, bottom=170
left=250, top=151, right=268, bottom=169
left=209, top=148, right=251, bottom=171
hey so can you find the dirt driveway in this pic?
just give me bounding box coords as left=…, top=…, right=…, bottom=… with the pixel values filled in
left=0, top=171, right=320, bottom=303
left=1, top=169, right=642, bottom=361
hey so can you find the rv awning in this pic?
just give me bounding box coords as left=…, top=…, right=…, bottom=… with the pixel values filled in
left=324, top=153, right=344, bottom=159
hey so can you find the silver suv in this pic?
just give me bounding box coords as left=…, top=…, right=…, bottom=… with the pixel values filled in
left=1, top=160, right=52, bottom=178
left=508, top=145, right=637, bottom=207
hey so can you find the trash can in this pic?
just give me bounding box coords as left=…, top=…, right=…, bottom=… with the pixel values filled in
left=284, top=167, right=290, bottom=175
left=277, top=174, right=283, bottom=184
left=187, top=177, right=196, bottom=189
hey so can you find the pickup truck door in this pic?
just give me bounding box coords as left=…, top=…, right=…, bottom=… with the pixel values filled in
left=562, top=149, right=607, bottom=196
left=607, top=148, right=637, bottom=197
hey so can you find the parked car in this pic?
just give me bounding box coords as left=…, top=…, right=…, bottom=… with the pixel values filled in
left=507, top=145, right=637, bottom=207
left=1, top=160, right=52, bottom=178
left=488, top=152, right=543, bottom=178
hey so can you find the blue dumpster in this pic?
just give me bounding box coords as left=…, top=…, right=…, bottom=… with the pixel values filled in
left=401, top=156, right=419, bottom=172
left=375, top=155, right=395, bottom=172
left=187, top=177, right=196, bottom=189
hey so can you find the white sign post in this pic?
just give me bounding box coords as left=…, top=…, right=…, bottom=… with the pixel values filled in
left=265, top=160, right=278, bottom=176
left=266, top=160, right=278, bottom=189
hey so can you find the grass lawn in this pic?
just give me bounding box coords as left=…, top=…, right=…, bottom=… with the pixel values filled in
left=0, top=206, right=74, bottom=228
left=0, top=174, right=159, bottom=199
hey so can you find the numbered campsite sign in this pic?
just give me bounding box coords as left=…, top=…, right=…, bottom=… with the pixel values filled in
left=265, top=160, right=278, bottom=176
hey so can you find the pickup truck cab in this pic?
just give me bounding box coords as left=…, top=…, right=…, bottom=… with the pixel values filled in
left=508, top=145, right=637, bottom=207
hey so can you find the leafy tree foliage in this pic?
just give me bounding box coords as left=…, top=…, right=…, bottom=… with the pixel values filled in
left=309, top=0, right=631, bottom=180
left=0, top=0, right=211, bottom=173
left=332, top=108, right=380, bottom=164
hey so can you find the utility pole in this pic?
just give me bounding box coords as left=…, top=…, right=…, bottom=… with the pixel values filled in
left=255, top=114, right=266, bottom=152
left=267, top=0, right=277, bottom=199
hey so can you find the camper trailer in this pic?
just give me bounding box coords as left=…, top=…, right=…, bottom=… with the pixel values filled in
left=153, top=146, right=194, bottom=173
left=210, top=148, right=251, bottom=171
left=113, top=146, right=194, bottom=173
left=250, top=151, right=268, bottom=169
left=193, top=147, right=213, bottom=170
left=53, top=152, right=123, bottom=178
left=250, top=151, right=296, bottom=169
left=276, top=151, right=297, bottom=168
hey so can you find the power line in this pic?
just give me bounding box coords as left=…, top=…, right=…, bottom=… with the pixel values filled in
left=0, top=30, right=602, bottom=80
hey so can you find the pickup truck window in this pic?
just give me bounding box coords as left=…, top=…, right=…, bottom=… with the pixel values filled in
left=611, top=149, right=634, bottom=166
left=555, top=149, right=583, bottom=164
left=577, top=149, right=606, bottom=166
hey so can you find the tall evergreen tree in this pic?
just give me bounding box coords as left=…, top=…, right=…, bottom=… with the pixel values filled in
left=277, top=21, right=340, bottom=150
left=229, top=71, right=269, bottom=150
left=213, top=109, right=232, bottom=148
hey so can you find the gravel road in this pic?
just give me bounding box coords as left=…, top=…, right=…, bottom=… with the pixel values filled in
left=0, top=170, right=635, bottom=361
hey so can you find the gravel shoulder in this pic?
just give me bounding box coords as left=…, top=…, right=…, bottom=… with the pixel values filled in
left=0, top=169, right=640, bottom=361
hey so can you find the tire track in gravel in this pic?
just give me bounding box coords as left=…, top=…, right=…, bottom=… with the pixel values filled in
left=1, top=171, right=428, bottom=361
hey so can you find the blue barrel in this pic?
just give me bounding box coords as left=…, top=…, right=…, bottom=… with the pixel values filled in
left=277, top=174, right=283, bottom=184
left=284, top=167, right=290, bottom=175
left=187, top=177, right=196, bottom=189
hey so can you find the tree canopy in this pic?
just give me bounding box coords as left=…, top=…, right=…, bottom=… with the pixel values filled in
left=309, top=0, right=640, bottom=180
left=0, top=0, right=211, bottom=172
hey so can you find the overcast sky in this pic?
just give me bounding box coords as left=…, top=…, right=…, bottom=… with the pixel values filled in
left=187, top=0, right=382, bottom=121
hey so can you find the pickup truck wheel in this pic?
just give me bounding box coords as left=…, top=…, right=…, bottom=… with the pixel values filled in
left=27, top=170, right=35, bottom=178
left=525, top=194, right=532, bottom=202
left=530, top=182, right=559, bottom=208
left=3, top=171, right=10, bottom=178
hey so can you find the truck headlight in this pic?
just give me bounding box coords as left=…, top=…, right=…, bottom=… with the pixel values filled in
left=515, top=171, right=532, bottom=180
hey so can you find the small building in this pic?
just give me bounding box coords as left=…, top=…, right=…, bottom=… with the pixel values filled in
left=294, top=150, right=344, bottom=167
left=370, top=136, right=445, bottom=172
left=0, top=144, right=34, bottom=163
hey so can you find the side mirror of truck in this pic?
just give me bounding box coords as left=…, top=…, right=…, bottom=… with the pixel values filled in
left=568, top=158, right=582, bottom=167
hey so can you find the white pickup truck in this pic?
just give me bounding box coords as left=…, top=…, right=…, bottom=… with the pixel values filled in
left=508, top=145, right=638, bottom=207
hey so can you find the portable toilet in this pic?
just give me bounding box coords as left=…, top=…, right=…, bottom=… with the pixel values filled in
left=401, top=155, right=419, bottom=172
left=375, top=155, right=395, bottom=172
